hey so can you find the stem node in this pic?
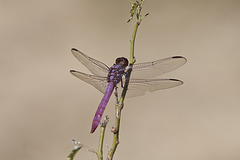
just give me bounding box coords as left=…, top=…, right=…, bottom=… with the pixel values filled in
left=111, top=127, right=118, bottom=134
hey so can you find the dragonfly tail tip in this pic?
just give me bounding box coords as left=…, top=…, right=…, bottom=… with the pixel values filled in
left=90, top=126, right=97, bottom=133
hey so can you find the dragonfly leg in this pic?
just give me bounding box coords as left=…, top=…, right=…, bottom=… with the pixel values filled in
left=120, top=79, right=124, bottom=88
left=114, top=86, right=119, bottom=104
left=121, top=65, right=132, bottom=88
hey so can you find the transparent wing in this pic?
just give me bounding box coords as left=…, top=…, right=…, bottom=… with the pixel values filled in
left=131, top=56, right=187, bottom=79
left=70, top=70, right=108, bottom=94
left=118, top=78, right=183, bottom=98
left=71, top=48, right=109, bottom=76
left=70, top=70, right=183, bottom=97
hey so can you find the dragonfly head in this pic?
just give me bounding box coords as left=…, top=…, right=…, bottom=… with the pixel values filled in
left=116, top=57, right=128, bottom=67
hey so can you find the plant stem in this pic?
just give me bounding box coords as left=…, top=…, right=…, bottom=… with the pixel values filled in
left=130, top=22, right=140, bottom=64
left=96, top=127, right=105, bottom=160
left=107, top=18, right=140, bottom=160
left=96, top=116, right=109, bottom=160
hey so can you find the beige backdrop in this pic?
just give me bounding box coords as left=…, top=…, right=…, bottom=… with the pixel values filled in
left=1, top=0, right=240, bottom=160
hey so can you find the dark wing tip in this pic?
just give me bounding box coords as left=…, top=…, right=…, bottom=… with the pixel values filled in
left=172, top=56, right=183, bottom=58
left=71, top=48, right=78, bottom=51
left=169, top=78, right=184, bottom=83
left=70, top=70, right=77, bottom=73
left=172, top=56, right=187, bottom=62
left=169, top=78, right=180, bottom=81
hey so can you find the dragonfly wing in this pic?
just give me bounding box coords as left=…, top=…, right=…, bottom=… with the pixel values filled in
left=119, top=78, right=183, bottom=97
left=71, top=48, right=109, bottom=76
left=70, top=70, right=108, bottom=94
left=131, top=56, right=187, bottom=79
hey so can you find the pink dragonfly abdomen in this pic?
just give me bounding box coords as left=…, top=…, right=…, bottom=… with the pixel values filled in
left=90, top=82, right=115, bottom=133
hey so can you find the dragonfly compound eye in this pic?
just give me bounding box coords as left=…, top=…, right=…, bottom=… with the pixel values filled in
left=115, top=57, right=129, bottom=67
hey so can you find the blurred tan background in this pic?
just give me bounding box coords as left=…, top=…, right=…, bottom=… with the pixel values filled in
left=1, top=0, right=240, bottom=160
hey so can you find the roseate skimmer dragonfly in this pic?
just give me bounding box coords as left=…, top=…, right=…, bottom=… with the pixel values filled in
left=70, top=48, right=186, bottom=133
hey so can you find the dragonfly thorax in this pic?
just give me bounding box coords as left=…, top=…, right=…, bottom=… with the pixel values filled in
left=107, top=64, right=126, bottom=84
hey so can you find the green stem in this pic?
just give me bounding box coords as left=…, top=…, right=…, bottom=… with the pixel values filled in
left=96, top=127, right=105, bottom=160
left=96, top=116, right=108, bottom=160
left=130, top=22, right=140, bottom=64
left=107, top=20, right=140, bottom=160
left=106, top=103, right=121, bottom=160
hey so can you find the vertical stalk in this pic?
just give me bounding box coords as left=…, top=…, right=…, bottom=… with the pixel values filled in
left=96, top=127, right=105, bottom=160
left=130, top=22, right=140, bottom=64
left=96, top=116, right=109, bottom=160
left=107, top=19, right=140, bottom=160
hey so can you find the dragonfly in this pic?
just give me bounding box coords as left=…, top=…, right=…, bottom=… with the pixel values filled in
left=70, top=48, right=187, bottom=133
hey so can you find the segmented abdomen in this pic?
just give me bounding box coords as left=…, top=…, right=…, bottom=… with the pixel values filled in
left=90, top=82, right=115, bottom=133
